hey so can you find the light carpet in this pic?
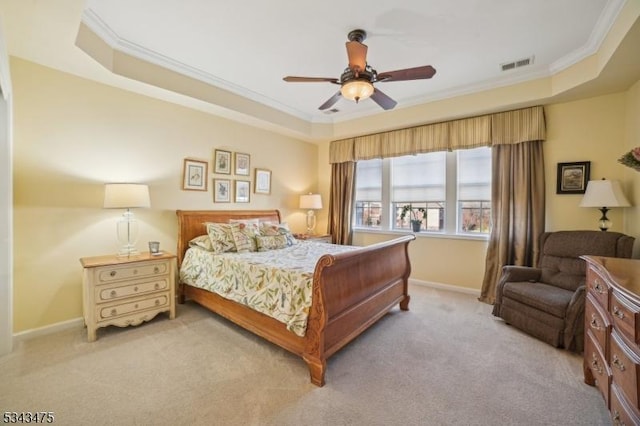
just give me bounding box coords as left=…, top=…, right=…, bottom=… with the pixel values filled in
left=0, top=285, right=611, bottom=425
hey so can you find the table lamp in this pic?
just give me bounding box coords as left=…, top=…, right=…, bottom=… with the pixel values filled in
left=299, top=193, right=322, bottom=235
left=579, top=179, right=630, bottom=231
left=104, top=183, right=150, bottom=256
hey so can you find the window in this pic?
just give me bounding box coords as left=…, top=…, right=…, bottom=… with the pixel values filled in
left=354, top=147, right=491, bottom=235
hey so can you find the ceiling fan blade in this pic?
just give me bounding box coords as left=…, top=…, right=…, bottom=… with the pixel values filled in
left=283, top=76, right=340, bottom=84
left=318, top=91, right=342, bottom=110
left=370, top=88, right=397, bottom=110
left=377, top=65, right=436, bottom=82
left=346, top=41, right=368, bottom=72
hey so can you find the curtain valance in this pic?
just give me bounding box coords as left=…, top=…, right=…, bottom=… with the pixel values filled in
left=329, top=105, right=546, bottom=163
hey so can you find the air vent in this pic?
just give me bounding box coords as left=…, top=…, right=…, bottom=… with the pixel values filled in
left=500, top=56, right=534, bottom=72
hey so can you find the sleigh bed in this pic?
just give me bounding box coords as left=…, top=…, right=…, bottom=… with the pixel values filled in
left=176, top=209, right=414, bottom=386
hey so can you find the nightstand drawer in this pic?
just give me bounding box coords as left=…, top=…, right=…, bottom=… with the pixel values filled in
left=611, top=329, right=640, bottom=409
left=96, top=261, right=169, bottom=284
left=96, top=278, right=169, bottom=303
left=97, top=294, right=169, bottom=320
left=586, top=329, right=611, bottom=407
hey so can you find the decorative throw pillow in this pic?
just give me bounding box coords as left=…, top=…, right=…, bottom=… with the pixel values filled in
left=260, top=222, right=298, bottom=246
left=255, top=235, right=289, bottom=251
left=205, top=222, right=236, bottom=253
left=230, top=222, right=259, bottom=252
left=188, top=234, right=214, bottom=251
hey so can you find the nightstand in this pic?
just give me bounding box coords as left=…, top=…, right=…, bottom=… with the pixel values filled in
left=295, top=234, right=332, bottom=243
left=79, top=251, right=177, bottom=342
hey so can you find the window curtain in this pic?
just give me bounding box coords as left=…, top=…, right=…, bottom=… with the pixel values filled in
left=328, top=161, right=356, bottom=245
left=479, top=140, right=546, bottom=304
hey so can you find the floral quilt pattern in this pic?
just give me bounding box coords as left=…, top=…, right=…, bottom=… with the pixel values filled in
left=179, top=240, right=357, bottom=336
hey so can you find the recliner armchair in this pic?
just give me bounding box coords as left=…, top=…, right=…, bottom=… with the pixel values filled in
left=492, top=230, right=635, bottom=352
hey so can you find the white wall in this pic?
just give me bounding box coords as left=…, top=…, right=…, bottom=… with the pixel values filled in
left=0, top=19, right=12, bottom=355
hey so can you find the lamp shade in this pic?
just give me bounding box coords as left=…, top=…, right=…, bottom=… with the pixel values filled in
left=104, top=184, right=150, bottom=209
left=579, top=180, right=631, bottom=208
left=299, top=193, right=323, bottom=210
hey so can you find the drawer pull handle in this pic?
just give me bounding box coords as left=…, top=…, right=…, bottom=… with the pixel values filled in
left=593, top=279, right=606, bottom=294
left=110, top=308, right=117, bottom=316
left=612, top=354, right=626, bottom=371
left=133, top=269, right=138, bottom=275
left=612, top=410, right=625, bottom=426
left=134, top=286, right=138, bottom=292
left=613, top=306, right=625, bottom=320
left=154, top=283, right=160, bottom=290
left=110, top=290, right=117, bottom=298
left=154, top=267, right=160, bottom=274
left=134, top=304, right=139, bottom=309
left=110, top=271, right=117, bottom=277
left=591, top=353, right=603, bottom=375
left=155, top=299, right=160, bottom=306
left=589, top=315, right=602, bottom=331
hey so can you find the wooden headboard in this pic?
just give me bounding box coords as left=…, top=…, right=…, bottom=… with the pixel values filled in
left=175, top=209, right=281, bottom=267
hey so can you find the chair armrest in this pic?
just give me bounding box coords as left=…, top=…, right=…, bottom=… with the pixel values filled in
left=564, top=285, right=587, bottom=351
left=500, top=266, right=542, bottom=283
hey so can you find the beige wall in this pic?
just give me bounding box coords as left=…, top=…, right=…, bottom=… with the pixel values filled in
left=625, top=79, right=640, bottom=258
left=11, top=54, right=640, bottom=332
left=323, top=89, right=640, bottom=293
left=11, top=58, right=319, bottom=332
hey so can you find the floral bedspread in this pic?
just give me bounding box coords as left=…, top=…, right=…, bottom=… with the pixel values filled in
left=179, top=240, right=357, bottom=336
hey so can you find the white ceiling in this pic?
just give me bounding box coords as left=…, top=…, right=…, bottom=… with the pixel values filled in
left=1, top=0, right=637, bottom=140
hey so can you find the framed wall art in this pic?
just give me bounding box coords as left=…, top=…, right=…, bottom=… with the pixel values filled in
left=182, top=158, right=208, bottom=191
left=234, top=152, right=250, bottom=176
left=235, top=180, right=250, bottom=203
left=214, top=149, right=231, bottom=174
left=556, top=161, right=590, bottom=194
left=254, top=168, right=271, bottom=194
left=213, top=179, right=231, bottom=202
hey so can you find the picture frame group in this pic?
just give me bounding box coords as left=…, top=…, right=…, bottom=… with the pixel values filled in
left=213, top=179, right=251, bottom=203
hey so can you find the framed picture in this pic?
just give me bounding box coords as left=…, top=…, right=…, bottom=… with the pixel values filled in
left=235, top=180, right=250, bottom=203
left=213, top=179, right=231, bottom=202
left=254, top=168, right=271, bottom=194
left=234, top=152, right=250, bottom=176
left=182, top=158, right=208, bottom=191
left=214, top=149, right=231, bottom=174
left=556, top=161, right=591, bottom=194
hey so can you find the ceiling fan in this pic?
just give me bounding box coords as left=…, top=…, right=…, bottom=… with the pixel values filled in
left=283, top=29, right=436, bottom=111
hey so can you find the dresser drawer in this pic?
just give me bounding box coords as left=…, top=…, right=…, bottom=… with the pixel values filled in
left=611, top=329, right=640, bottom=410
left=587, top=292, right=611, bottom=354
left=611, top=291, right=640, bottom=345
left=586, top=328, right=611, bottom=407
left=95, top=278, right=169, bottom=303
left=97, top=294, right=169, bottom=320
left=96, top=260, right=170, bottom=284
left=587, top=266, right=609, bottom=309
left=611, top=383, right=640, bottom=426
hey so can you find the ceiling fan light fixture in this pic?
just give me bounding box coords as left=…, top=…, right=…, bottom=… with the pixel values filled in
left=340, top=79, right=374, bottom=103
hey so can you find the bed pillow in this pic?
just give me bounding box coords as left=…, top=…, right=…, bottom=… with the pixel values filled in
left=188, top=234, right=214, bottom=251
left=205, top=222, right=236, bottom=253
left=255, top=234, right=289, bottom=251
left=259, top=222, right=298, bottom=246
left=230, top=222, right=260, bottom=253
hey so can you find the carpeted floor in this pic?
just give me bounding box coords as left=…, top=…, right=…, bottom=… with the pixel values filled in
left=0, top=285, right=611, bottom=425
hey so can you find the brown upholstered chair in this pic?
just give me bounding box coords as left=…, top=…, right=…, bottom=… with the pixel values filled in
left=492, top=230, right=635, bottom=352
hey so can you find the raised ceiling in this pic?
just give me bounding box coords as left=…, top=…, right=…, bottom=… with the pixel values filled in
left=1, top=0, right=639, bottom=141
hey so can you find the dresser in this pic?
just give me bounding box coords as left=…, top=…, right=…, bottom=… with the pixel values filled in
left=80, top=252, right=177, bottom=342
left=583, top=255, right=640, bottom=425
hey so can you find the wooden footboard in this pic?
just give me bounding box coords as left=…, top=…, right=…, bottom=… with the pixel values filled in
left=176, top=210, right=415, bottom=386
left=303, top=235, right=414, bottom=386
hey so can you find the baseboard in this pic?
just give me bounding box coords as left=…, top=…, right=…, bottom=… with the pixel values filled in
left=13, top=317, right=84, bottom=342
left=11, top=281, right=478, bottom=341
left=409, top=278, right=481, bottom=297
